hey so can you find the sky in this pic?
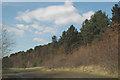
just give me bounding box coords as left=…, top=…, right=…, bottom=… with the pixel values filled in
left=2, top=2, right=118, bottom=55
left=1, top=0, right=119, bottom=2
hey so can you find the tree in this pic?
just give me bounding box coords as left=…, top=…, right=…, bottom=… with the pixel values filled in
left=59, top=25, right=79, bottom=54
left=22, top=63, right=26, bottom=68
left=52, top=35, right=57, bottom=43
left=81, top=19, right=92, bottom=44
left=81, top=10, right=110, bottom=44
left=66, top=25, right=78, bottom=45
left=111, top=3, right=120, bottom=23
left=2, top=25, right=14, bottom=57
left=58, top=31, right=66, bottom=45
left=51, top=35, right=58, bottom=53
left=33, top=62, right=37, bottom=67
left=77, top=32, right=83, bottom=45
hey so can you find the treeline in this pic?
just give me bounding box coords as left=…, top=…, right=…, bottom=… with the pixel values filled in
left=2, top=2, right=120, bottom=74
left=51, top=10, right=110, bottom=54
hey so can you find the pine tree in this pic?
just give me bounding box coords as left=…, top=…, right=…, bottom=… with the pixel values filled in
left=111, top=3, right=120, bottom=23
left=81, top=10, right=110, bottom=44
left=52, top=35, right=57, bottom=43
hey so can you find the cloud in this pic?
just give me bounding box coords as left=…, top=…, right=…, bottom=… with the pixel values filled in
left=16, top=2, right=94, bottom=25
left=15, top=23, right=58, bottom=36
left=82, top=11, right=94, bottom=20
left=43, top=27, right=58, bottom=34
left=34, top=26, right=58, bottom=35
left=16, top=24, right=32, bottom=32
left=31, top=24, right=58, bottom=35
left=2, top=24, right=24, bottom=37
left=16, top=24, right=29, bottom=29
left=34, top=31, right=43, bottom=35
left=6, top=27, right=24, bottom=37
left=16, top=10, right=32, bottom=23
left=30, top=24, right=44, bottom=31
left=33, top=38, right=49, bottom=44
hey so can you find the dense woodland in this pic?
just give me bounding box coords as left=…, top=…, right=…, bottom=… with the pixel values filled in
left=2, top=3, right=120, bottom=74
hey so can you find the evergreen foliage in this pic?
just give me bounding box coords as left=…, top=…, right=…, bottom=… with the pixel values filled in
left=81, top=10, right=110, bottom=44
left=112, top=3, right=120, bottom=23
left=52, top=35, right=57, bottom=43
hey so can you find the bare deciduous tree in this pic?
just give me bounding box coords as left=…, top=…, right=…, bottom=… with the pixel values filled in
left=1, top=25, right=14, bottom=57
